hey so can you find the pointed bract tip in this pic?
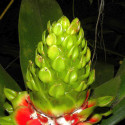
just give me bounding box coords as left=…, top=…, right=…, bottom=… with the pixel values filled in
left=4, top=88, right=17, bottom=101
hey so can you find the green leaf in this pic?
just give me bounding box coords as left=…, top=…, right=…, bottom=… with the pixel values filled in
left=101, top=98, right=125, bottom=125
left=92, top=62, right=114, bottom=88
left=92, top=59, right=125, bottom=99
left=116, top=74, right=125, bottom=102
left=112, top=58, right=125, bottom=105
left=116, top=59, right=125, bottom=76
left=92, top=59, right=125, bottom=125
left=19, top=0, right=63, bottom=81
left=0, top=65, right=21, bottom=116
left=91, top=76, right=120, bottom=98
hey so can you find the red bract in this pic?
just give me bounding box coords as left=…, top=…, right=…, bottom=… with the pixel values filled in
left=14, top=106, right=31, bottom=125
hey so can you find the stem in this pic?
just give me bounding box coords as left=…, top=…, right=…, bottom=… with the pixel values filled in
left=0, top=0, right=14, bottom=20
left=92, top=0, right=105, bottom=62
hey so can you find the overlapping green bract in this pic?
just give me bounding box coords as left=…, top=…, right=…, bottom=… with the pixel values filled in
left=26, top=16, right=95, bottom=116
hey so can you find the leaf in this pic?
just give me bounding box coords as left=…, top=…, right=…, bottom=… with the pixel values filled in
left=101, top=98, right=125, bottom=125
left=110, top=59, right=125, bottom=105
left=92, top=59, right=125, bottom=125
left=0, top=65, right=21, bottom=116
left=92, top=62, right=114, bottom=88
left=19, top=0, right=63, bottom=81
left=116, top=74, right=125, bottom=102
left=112, top=58, right=125, bottom=105
left=91, top=76, right=120, bottom=99
left=116, top=59, right=125, bottom=76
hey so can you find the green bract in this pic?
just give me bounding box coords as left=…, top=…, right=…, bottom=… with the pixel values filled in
left=26, top=16, right=95, bottom=117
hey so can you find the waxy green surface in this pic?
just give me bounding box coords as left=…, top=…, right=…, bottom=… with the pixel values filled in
left=26, top=16, right=95, bottom=116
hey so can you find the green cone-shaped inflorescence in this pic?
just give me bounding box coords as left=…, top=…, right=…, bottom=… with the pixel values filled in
left=0, top=16, right=114, bottom=125
left=26, top=16, right=95, bottom=117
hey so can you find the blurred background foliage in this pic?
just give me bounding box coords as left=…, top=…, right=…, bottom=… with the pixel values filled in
left=0, top=0, right=125, bottom=124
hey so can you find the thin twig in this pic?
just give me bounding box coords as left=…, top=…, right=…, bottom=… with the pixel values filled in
left=100, top=11, right=107, bottom=61
left=0, top=0, right=14, bottom=20
left=92, top=0, right=105, bottom=62
left=5, top=56, right=19, bottom=70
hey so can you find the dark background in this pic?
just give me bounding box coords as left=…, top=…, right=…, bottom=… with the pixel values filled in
left=0, top=0, right=125, bottom=124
